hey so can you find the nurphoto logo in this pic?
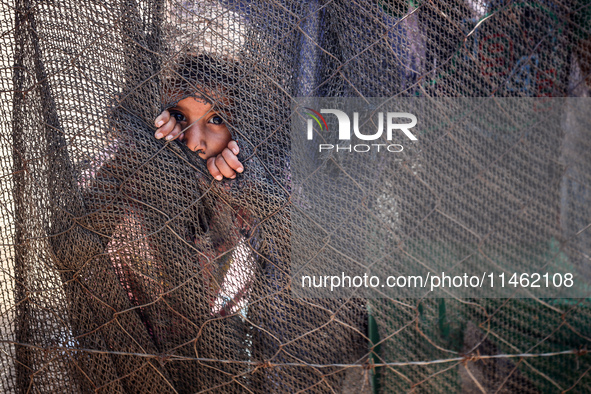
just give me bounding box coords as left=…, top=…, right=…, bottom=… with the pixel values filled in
left=305, top=107, right=418, bottom=153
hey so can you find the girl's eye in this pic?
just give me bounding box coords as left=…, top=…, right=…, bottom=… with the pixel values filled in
left=170, top=111, right=186, bottom=122
left=208, top=115, right=224, bottom=125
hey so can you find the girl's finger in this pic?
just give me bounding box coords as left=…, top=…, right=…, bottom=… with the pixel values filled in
left=207, top=157, right=223, bottom=181
left=154, top=110, right=170, bottom=128
left=215, top=155, right=236, bottom=179
left=155, top=117, right=177, bottom=139
left=165, top=123, right=183, bottom=141
left=221, top=148, right=243, bottom=173
left=227, top=140, right=239, bottom=155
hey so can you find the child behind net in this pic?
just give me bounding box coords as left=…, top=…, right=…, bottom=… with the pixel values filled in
left=65, top=2, right=288, bottom=391
left=78, top=52, right=268, bottom=391
left=156, top=53, right=259, bottom=317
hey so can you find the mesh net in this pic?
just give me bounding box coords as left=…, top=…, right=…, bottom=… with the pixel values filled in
left=1, top=0, right=591, bottom=392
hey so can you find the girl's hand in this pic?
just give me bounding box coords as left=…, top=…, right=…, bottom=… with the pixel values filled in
left=154, top=109, right=184, bottom=141
left=206, top=141, right=244, bottom=181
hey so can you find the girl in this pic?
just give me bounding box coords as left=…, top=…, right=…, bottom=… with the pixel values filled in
left=153, top=62, right=245, bottom=181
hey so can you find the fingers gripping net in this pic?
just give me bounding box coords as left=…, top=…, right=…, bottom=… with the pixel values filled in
left=0, top=0, right=590, bottom=393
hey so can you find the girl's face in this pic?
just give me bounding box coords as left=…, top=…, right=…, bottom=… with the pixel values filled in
left=168, top=96, right=232, bottom=160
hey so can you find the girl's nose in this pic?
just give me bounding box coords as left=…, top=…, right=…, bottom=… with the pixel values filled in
left=184, top=123, right=206, bottom=153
